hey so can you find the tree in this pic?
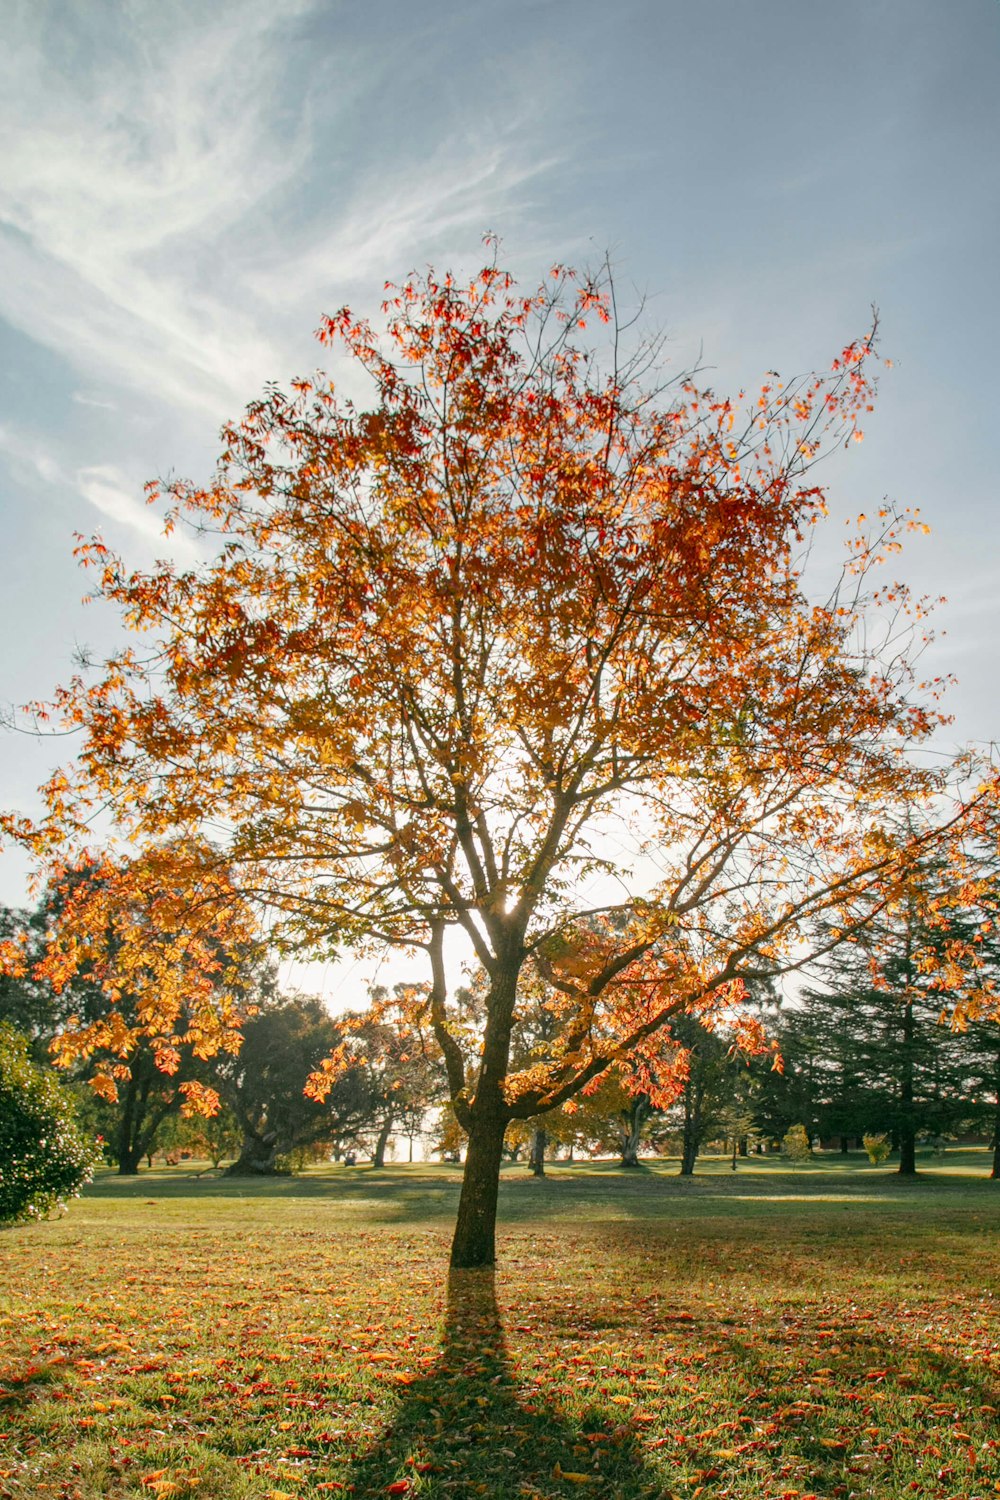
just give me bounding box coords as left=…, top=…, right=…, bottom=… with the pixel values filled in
left=0, top=903, right=63, bottom=1058
left=665, top=1016, right=739, bottom=1175
left=0, top=1024, right=99, bottom=1225
left=213, top=996, right=376, bottom=1174
left=863, top=1132, right=891, bottom=1165
left=787, top=844, right=1000, bottom=1175
left=156, top=1103, right=242, bottom=1169
left=1, top=851, right=259, bottom=1173
left=782, top=1123, right=812, bottom=1164
left=4, top=251, right=991, bottom=1267
left=338, top=989, right=448, bottom=1167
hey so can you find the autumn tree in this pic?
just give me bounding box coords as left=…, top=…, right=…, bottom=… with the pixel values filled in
left=5, top=251, right=993, bottom=1267
left=0, top=849, right=258, bottom=1173
left=339, top=988, right=448, bottom=1167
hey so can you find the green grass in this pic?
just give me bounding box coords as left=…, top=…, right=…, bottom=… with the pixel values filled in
left=2, top=1153, right=999, bottom=1499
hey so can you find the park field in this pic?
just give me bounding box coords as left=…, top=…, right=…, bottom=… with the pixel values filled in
left=2, top=1153, right=999, bottom=1500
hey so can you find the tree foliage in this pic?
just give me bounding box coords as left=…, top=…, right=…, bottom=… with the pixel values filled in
left=0, top=1023, right=99, bottom=1225
left=210, top=995, right=376, bottom=1174
left=760, top=842, right=1000, bottom=1171
left=3, top=249, right=995, bottom=1265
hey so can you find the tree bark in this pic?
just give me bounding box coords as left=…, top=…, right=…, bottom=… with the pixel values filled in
left=991, top=1073, right=1000, bottom=1180
left=679, top=1082, right=702, bottom=1176
left=372, top=1113, right=394, bottom=1169
left=450, top=1108, right=508, bottom=1267
left=898, top=999, right=917, bottom=1176
left=528, top=1127, right=546, bottom=1177
left=115, top=1065, right=177, bottom=1174
left=449, top=963, right=520, bottom=1268
left=116, top=1075, right=143, bottom=1174
left=225, top=1132, right=283, bottom=1175
left=619, top=1098, right=649, bottom=1167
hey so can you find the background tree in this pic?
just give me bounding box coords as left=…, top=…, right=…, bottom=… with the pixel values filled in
left=668, top=1017, right=738, bottom=1176
left=215, top=995, right=376, bottom=1174
left=0, top=903, right=58, bottom=1057
left=0, top=1024, right=99, bottom=1226
left=156, top=1104, right=242, bottom=1169
left=782, top=1123, right=813, bottom=1164
left=339, top=988, right=448, bottom=1167
left=5, top=253, right=991, bottom=1268
left=786, top=846, right=1000, bottom=1174
left=1, top=852, right=259, bottom=1173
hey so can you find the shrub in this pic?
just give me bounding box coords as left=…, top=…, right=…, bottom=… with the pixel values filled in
left=781, top=1123, right=812, bottom=1163
left=0, top=1025, right=100, bottom=1226
left=862, top=1131, right=892, bottom=1166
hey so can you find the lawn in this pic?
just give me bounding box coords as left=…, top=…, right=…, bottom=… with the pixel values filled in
left=2, top=1153, right=999, bottom=1500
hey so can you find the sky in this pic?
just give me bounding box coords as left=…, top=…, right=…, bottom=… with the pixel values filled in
left=1, top=0, right=999, bottom=999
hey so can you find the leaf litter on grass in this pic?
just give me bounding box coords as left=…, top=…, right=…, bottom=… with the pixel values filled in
left=1, top=1169, right=999, bottom=1498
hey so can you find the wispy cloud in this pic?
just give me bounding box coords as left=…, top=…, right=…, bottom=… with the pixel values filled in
left=0, top=423, right=62, bottom=487
left=72, top=392, right=118, bottom=412
left=0, top=424, right=199, bottom=561
left=0, top=1, right=565, bottom=420
left=76, top=464, right=182, bottom=550
left=0, top=1, right=316, bottom=413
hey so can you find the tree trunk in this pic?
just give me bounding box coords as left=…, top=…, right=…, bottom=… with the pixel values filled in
left=991, top=1076, right=1000, bottom=1180
left=225, top=1132, right=282, bottom=1175
left=621, top=1138, right=640, bottom=1168
left=620, top=1097, right=649, bottom=1167
left=118, top=1142, right=143, bottom=1176
left=372, top=1113, right=394, bottom=1169
left=898, top=999, right=917, bottom=1177
left=116, top=1075, right=142, bottom=1174
left=114, top=1054, right=179, bottom=1175
left=448, top=963, right=519, bottom=1269
left=529, top=1127, right=546, bottom=1177
left=450, top=1108, right=508, bottom=1267
left=679, top=1083, right=702, bottom=1176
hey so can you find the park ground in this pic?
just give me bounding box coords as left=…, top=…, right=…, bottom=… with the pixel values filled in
left=2, top=1152, right=999, bottom=1500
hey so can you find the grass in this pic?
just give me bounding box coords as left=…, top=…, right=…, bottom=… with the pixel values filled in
left=2, top=1152, right=999, bottom=1500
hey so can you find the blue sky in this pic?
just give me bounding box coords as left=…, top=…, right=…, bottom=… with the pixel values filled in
left=2, top=0, right=999, bottom=931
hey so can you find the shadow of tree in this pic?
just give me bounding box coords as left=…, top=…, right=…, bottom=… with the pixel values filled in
left=0, top=1357, right=68, bottom=1415
left=343, top=1267, right=664, bottom=1498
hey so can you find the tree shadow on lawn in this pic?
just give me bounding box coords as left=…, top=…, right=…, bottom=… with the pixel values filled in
left=343, top=1267, right=664, bottom=1499
left=0, top=1356, right=71, bottom=1415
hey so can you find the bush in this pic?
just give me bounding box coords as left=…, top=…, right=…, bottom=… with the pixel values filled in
left=862, top=1131, right=892, bottom=1165
left=781, top=1123, right=812, bottom=1163
left=0, top=1025, right=100, bottom=1225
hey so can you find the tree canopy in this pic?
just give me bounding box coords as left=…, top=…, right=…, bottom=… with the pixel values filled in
left=3, top=250, right=995, bottom=1265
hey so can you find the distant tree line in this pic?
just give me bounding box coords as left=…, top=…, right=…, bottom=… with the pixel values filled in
left=3, top=846, right=999, bottom=1191
left=0, top=873, right=445, bottom=1179
left=499, top=857, right=1000, bottom=1179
